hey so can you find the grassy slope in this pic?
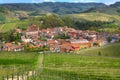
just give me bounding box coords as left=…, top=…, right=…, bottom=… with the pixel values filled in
left=0, top=23, right=17, bottom=32
left=29, top=43, right=120, bottom=80
left=66, top=12, right=120, bottom=22
left=70, top=12, right=113, bottom=21
left=64, top=12, right=120, bottom=32
left=79, top=43, right=120, bottom=57
left=0, top=20, right=30, bottom=32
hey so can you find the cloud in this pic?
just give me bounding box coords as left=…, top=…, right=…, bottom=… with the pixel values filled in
left=75, top=0, right=96, bottom=3
left=71, top=0, right=120, bottom=4
left=32, top=0, right=55, bottom=3
left=0, top=0, right=120, bottom=4
left=44, top=0, right=55, bottom=2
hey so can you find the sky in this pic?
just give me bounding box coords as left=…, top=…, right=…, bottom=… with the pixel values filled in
left=0, top=0, right=120, bottom=5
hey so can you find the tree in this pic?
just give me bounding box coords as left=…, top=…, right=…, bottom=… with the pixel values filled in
left=61, top=17, right=76, bottom=28
left=0, top=15, right=7, bottom=23
left=107, top=36, right=112, bottom=43
left=0, top=30, right=21, bottom=42
left=98, top=51, right=101, bottom=56
left=55, top=33, right=70, bottom=39
left=42, top=15, right=65, bottom=28
left=14, top=33, right=21, bottom=42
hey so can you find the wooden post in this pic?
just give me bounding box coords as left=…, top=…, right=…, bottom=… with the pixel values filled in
left=22, top=73, right=24, bottom=80
left=32, top=70, right=34, bottom=76
left=27, top=71, right=29, bottom=80
left=17, top=73, right=19, bottom=80
left=2, top=76, right=4, bottom=80
left=12, top=74, right=14, bottom=80
left=6, top=75, right=9, bottom=80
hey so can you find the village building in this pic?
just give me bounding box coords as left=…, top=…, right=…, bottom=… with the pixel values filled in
left=2, top=43, right=24, bottom=51
left=70, top=39, right=92, bottom=49
left=26, top=24, right=39, bottom=38
left=1, top=26, right=110, bottom=52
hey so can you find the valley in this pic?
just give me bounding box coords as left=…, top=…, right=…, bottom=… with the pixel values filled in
left=0, top=1, right=120, bottom=80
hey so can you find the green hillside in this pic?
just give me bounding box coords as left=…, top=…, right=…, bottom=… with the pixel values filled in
left=79, top=43, right=120, bottom=57
left=0, top=2, right=106, bottom=15
left=0, top=23, right=16, bottom=32
left=63, top=12, right=120, bottom=32
left=66, top=12, right=120, bottom=22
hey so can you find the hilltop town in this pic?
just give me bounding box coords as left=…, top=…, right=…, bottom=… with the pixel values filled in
left=1, top=24, right=120, bottom=53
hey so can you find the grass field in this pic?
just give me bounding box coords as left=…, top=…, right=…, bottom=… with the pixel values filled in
left=0, top=20, right=30, bottom=32
left=29, top=43, right=120, bottom=80
left=1, top=23, right=16, bottom=32
left=0, top=23, right=16, bottom=32
left=0, top=52, right=41, bottom=79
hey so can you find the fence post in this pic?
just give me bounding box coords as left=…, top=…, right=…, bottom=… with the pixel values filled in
left=17, top=73, right=19, bottom=80
left=27, top=71, right=29, bottom=80
left=22, top=73, right=24, bottom=80
left=2, top=76, right=4, bottom=80
left=88, top=76, right=90, bottom=80
left=7, top=75, right=9, bottom=80
left=32, top=71, right=34, bottom=76
left=12, top=74, right=14, bottom=80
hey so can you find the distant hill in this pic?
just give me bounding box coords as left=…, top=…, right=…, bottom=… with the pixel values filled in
left=0, top=6, right=11, bottom=23
left=0, top=2, right=106, bottom=14
left=0, top=2, right=120, bottom=15
left=82, top=2, right=120, bottom=15
left=110, top=2, right=120, bottom=8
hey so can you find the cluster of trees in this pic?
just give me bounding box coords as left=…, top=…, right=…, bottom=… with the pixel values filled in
left=75, top=21, right=116, bottom=30
left=55, top=33, right=70, bottom=39
left=0, top=15, right=7, bottom=23
left=0, top=30, right=21, bottom=42
left=0, top=6, right=9, bottom=23
left=0, top=6, right=9, bottom=13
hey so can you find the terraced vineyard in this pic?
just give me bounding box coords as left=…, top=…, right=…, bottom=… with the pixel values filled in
left=0, top=43, right=120, bottom=80
left=0, top=52, right=41, bottom=80
left=29, top=43, right=120, bottom=80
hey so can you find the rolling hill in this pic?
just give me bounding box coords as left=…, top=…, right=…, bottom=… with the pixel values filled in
left=0, top=2, right=120, bottom=16
left=0, top=2, right=106, bottom=15
left=0, top=2, right=120, bottom=32
left=82, top=2, right=120, bottom=15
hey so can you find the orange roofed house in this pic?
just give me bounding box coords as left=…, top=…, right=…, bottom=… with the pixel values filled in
left=71, top=44, right=80, bottom=51
left=2, top=43, right=24, bottom=51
